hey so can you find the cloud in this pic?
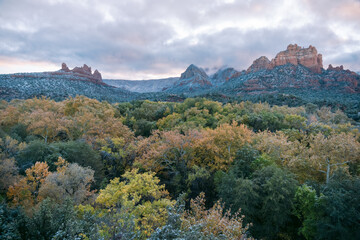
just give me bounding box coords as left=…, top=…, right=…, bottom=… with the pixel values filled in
left=0, top=0, right=359, bottom=79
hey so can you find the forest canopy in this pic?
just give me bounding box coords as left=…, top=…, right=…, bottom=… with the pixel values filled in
left=0, top=96, right=359, bottom=240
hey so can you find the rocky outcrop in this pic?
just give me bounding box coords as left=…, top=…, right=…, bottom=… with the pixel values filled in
left=72, top=64, right=92, bottom=76
left=164, top=64, right=212, bottom=93
left=268, top=44, right=323, bottom=73
left=229, top=63, right=360, bottom=94
left=180, top=64, right=209, bottom=81
left=61, top=63, right=70, bottom=72
left=59, top=63, right=103, bottom=84
left=247, top=56, right=270, bottom=73
left=93, top=69, right=102, bottom=81
left=328, top=64, right=344, bottom=71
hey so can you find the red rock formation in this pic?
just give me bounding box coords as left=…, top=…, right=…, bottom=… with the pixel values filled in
left=58, top=63, right=104, bottom=84
left=93, top=69, right=102, bottom=81
left=268, top=44, right=323, bottom=73
left=328, top=64, right=344, bottom=71
left=247, top=56, right=270, bottom=73
left=72, top=64, right=92, bottom=75
left=61, top=63, right=70, bottom=72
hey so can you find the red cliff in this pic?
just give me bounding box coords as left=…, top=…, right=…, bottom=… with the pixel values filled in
left=60, top=63, right=103, bottom=84
left=247, top=56, right=270, bottom=73
left=268, top=44, right=323, bottom=73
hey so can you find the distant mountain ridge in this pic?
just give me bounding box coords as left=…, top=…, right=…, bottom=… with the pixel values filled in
left=0, top=44, right=359, bottom=104
left=104, top=44, right=359, bottom=95
left=103, top=77, right=178, bottom=93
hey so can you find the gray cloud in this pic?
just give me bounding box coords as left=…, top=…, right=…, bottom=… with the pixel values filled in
left=0, top=0, right=359, bottom=79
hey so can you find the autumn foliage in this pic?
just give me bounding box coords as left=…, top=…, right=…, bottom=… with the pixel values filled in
left=0, top=96, right=359, bottom=239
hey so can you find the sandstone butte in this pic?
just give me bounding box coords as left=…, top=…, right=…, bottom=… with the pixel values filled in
left=60, top=63, right=103, bottom=84
left=247, top=44, right=323, bottom=73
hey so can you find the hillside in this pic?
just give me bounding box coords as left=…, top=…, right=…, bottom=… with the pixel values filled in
left=104, top=77, right=178, bottom=93
left=0, top=71, right=137, bottom=102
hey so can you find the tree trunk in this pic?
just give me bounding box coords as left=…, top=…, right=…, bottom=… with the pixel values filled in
left=326, top=163, right=330, bottom=184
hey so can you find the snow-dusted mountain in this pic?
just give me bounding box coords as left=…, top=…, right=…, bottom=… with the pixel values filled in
left=104, top=77, right=178, bottom=93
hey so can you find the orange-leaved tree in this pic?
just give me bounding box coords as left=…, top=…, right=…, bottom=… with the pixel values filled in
left=7, top=162, right=50, bottom=209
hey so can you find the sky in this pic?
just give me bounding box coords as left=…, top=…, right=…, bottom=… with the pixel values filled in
left=0, top=0, right=359, bottom=79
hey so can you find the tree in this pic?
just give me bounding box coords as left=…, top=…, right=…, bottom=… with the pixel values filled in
left=99, top=137, right=135, bottom=181
left=293, top=184, right=321, bottom=240
left=0, top=158, right=19, bottom=193
left=0, top=105, right=22, bottom=128
left=284, top=114, right=307, bottom=130
left=316, top=172, right=360, bottom=240
left=288, top=132, right=360, bottom=184
left=254, top=130, right=297, bottom=166
left=0, top=203, right=27, bottom=240
left=216, top=165, right=298, bottom=239
left=149, top=194, right=207, bottom=240
left=193, top=122, right=253, bottom=171
left=96, top=169, right=175, bottom=238
left=133, top=119, right=156, bottom=137
left=24, top=109, right=67, bottom=143
left=63, top=96, right=134, bottom=143
left=182, top=192, right=253, bottom=239
left=156, top=113, right=183, bottom=131
left=39, top=157, right=95, bottom=205
left=308, top=133, right=359, bottom=184
left=7, top=162, right=50, bottom=209
left=51, top=141, right=104, bottom=186
left=135, top=130, right=201, bottom=197
left=16, top=140, right=55, bottom=171
left=0, top=136, right=27, bottom=160
left=25, top=198, right=98, bottom=240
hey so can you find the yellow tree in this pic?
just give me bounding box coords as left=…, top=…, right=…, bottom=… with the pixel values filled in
left=7, top=162, right=50, bottom=209
left=24, top=109, right=67, bottom=143
left=0, top=105, right=21, bottom=127
left=63, top=96, right=134, bottom=143
left=193, top=122, right=253, bottom=171
left=302, top=132, right=360, bottom=184
left=254, top=130, right=300, bottom=166
left=96, top=169, right=175, bottom=238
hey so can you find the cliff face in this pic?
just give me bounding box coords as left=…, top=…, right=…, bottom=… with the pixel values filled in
left=268, top=44, right=323, bottom=73
left=229, top=64, right=360, bottom=93
left=247, top=56, right=270, bottom=73
left=60, top=63, right=103, bottom=84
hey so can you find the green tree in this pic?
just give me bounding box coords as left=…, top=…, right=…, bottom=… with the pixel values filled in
left=316, top=172, right=360, bottom=240
left=16, top=140, right=55, bottom=171
left=216, top=165, right=298, bottom=239
left=25, top=198, right=98, bottom=240
left=51, top=141, right=104, bottom=186
left=293, top=184, right=321, bottom=240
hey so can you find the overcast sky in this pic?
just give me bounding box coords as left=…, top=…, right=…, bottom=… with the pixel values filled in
left=0, top=0, right=359, bottom=79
